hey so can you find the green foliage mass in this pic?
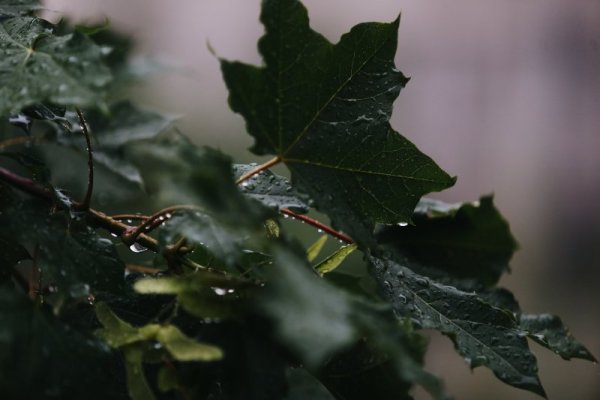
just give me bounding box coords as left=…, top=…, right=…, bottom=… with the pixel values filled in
left=0, top=0, right=595, bottom=399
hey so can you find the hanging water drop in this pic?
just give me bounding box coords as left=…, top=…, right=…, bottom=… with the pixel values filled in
left=129, top=242, right=148, bottom=253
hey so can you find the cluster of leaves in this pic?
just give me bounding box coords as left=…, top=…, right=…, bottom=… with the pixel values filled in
left=0, top=0, right=595, bottom=399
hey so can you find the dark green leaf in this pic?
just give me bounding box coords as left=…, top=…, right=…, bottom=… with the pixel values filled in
left=0, top=287, right=127, bottom=399
left=0, top=200, right=125, bottom=296
left=259, top=246, right=446, bottom=398
left=221, top=0, right=454, bottom=245
left=285, top=368, right=335, bottom=400
left=234, top=163, right=310, bottom=213
left=0, top=0, right=41, bottom=17
left=0, top=235, right=30, bottom=281
left=377, top=196, right=518, bottom=286
left=85, top=101, right=174, bottom=148
left=318, top=340, right=414, bottom=400
left=8, top=103, right=68, bottom=132
left=127, top=138, right=272, bottom=225
left=520, top=314, right=596, bottom=362
left=369, top=256, right=546, bottom=397
left=0, top=17, right=112, bottom=115
left=259, top=247, right=357, bottom=367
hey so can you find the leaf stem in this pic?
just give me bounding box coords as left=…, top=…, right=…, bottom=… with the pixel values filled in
left=235, top=156, right=281, bottom=185
left=75, top=108, right=94, bottom=211
left=0, top=136, right=37, bottom=150
left=121, top=205, right=202, bottom=246
left=111, top=214, right=151, bottom=222
left=280, top=208, right=354, bottom=244
left=0, top=167, right=162, bottom=253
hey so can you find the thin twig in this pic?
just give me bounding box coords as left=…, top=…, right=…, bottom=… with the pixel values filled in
left=0, top=166, right=52, bottom=199
left=111, top=214, right=151, bottom=222
left=280, top=208, right=354, bottom=244
left=235, top=156, right=281, bottom=185
left=121, top=205, right=202, bottom=246
left=75, top=108, right=94, bottom=211
left=0, top=136, right=37, bottom=150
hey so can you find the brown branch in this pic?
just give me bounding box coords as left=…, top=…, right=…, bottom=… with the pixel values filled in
left=235, top=156, right=281, bottom=185
left=121, top=205, right=202, bottom=246
left=111, top=214, right=151, bottom=222
left=280, top=208, right=354, bottom=244
left=0, top=166, right=52, bottom=199
left=75, top=108, right=94, bottom=211
left=0, top=167, right=161, bottom=253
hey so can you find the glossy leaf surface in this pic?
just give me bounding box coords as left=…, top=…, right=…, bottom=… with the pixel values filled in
left=222, top=0, right=455, bottom=244
left=234, top=163, right=310, bottom=213
left=369, top=256, right=546, bottom=397
left=377, top=196, right=518, bottom=286
left=0, top=16, right=112, bottom=115
left=520, top=314, right=596, bottom=362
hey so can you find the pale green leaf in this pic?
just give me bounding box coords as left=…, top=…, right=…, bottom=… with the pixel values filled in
left=155, top=325, right=223, bottom=362
left=307, top=234, right=327, bottom=262
left=315, top=243, right=357, bottom=275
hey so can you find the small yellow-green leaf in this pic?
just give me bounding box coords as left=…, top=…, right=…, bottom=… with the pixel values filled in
left=265, top=218, right=280, bottom=238
left=123, top=344, right=156, bottom=400
left=178, top=291, right=238, bottom=319
left=133, top=277, right=185, bottom=294
left=138, top=324, right=161, bottom=340
left=156, top=325, right=223, bottom=362
left=315, top=244, right=358, bottom=276
left=95, top=302, right=142, bottom=348
left=307, top=235, right=328, bottom=263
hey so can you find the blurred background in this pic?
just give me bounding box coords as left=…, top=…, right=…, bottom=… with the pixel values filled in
left=43, top=0, right=600, bottom=399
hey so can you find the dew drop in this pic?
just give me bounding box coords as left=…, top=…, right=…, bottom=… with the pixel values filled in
left=129, top=242, right=148, bottom=253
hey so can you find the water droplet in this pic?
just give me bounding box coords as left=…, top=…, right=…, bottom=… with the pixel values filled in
left=129, top=243, right=147, bottom=253
left=69, top=283, right=90, bottom=298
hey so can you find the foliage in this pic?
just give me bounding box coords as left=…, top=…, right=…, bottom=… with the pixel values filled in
left=0, top=0, right=595, bottom=399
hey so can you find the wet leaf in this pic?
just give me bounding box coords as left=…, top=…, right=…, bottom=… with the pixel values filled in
left=0, top=235, right=30, bottom=282
left=315, top=243, right=357, bottom=275
left=85, top=101, right=174, bottom=148
left=0, top=288, right=127, bottom=399
left=127, top=137, right=273, bottom=226
left=233, top=163, right=310, bottom=213
left=520, top=314, right=596, bottom=362
left=0, top=200, right=125, bottom=295
left=377, top=196, right=518, bottom=286
left=0, top=0, right=41, bottom=17
left=0, top=17, right=112, bottom=115
left=369, top=256, right=546, bottom=398
left=259, top=247, right=446, bottom=398
left=222, top=0, right=455, bottom=245
left=259, top=247, right=357, bottom=367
